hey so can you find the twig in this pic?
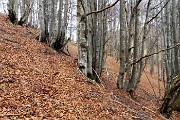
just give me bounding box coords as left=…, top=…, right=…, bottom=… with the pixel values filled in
left=30, top=65, right=43, bottom=74
left=143, top=70, right=157, bottom=99
left=142, top=106, right=157, bottom=115
left=0, top=79, right=15, bottom=84
left=92, top=68, right=101, bottom=83
left=65, top=45, right=71, bottom=56
left=106, top=67, right=110, bottom=81
left=0, top=114, right=22, bottom=117
left=2, top=38, right=19, bottom=44
left=93, top=69, right=105, bottom=88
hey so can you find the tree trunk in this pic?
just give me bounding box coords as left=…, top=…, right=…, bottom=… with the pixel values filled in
left=7, top=0, right=17, bottom=24
left=127, top=0, right=140, bottom=96
left=18, top=0, right=31, bottom=26
left=77, top=0, right=88, bottom=75
left=160, top=76, right=180, bottom=118
left=172, top=0, right=179, bottom=79
left=117, top=0, right=126, bottom=89
left=38, top=0, right=46, bottom=42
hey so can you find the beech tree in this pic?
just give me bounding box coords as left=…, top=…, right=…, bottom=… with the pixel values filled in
left=37, top=0, right=69, bottom=50
left=117, top=0, right=125, bottom=89
left=7, top=0, right=31, bottom=25
left=77, top=0, right=107, bottom=82
left=159, top=0, right=180, bottom=117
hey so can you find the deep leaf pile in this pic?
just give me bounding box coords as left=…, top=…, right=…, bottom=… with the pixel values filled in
left=0, top=13, right=179, bottom=120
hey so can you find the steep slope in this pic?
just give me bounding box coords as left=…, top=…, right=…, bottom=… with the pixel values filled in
left=0, top=13, right=179, bottom=120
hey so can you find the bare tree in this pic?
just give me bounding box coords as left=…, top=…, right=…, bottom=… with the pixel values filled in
left=7, top=0, right=31, bottom=25
left=117, top=0, right=126, bottom=89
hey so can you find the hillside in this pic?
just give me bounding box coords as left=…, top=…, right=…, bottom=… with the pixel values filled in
left=0, top=13, right=179, bottom=120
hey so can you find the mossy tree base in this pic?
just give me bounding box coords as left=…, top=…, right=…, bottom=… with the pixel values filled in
left=160, top=76, right=180, bottom=118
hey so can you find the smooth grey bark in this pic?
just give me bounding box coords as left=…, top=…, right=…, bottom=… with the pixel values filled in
left=179, top=0, right=180, bottom=69
left=136, top=0, right=152, bottom=90
left=69, top=0, right=74, bottom=41
left=164, top=0, right=172, bottom=93
left=38, top=0, right=46, bottom=42
left=86, top=0, right=93, bottom=76
left=157, top=40, right=161, bottom=98
left=150, top=52, right=154, bottom=76
left=18, top=0, right=31, bottom=25
left=93, top=0, right=107, bottom=82
left=126, top=0, right=140, bottom=95
left=77, top=0, right=88, bottom=75
left=96, top=0, right=106, bottom=76
left=76, top=0, right=107, bottom=81
left=63, top=0, right=69, bottom=38
left=49, top=0, right=57, bottom=44
left=92, top=0, right=98, bottom=76
left=50, top=0, right=64, bottom=49
left=172, top=0, right=179, bottom=79
left=117, top=0, right=126, bottom=89
left=37, top=0, right=49, bottom=42
left=124, top=0, right=134, bottom=91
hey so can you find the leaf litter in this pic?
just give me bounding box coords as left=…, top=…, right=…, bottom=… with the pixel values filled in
left=0, top=13, right=179, bottom=120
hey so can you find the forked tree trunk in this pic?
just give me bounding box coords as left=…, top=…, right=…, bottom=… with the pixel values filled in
left=135, top=0, right=151, bottom=90
left=18, top=0, right=31, bottom=26
left=8, top=0, right=31, bottom=26
left=77, top=0, right=107, bottom=81
left=7, top=0, right=17, bottom=24
left=92, top=0, right=107, bottom=82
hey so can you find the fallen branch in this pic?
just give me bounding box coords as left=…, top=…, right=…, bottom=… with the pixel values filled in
left=113, top=95, right=166, bottom=120
left=92, top=68, right=101, bottom=83
left=106, top=67, right=110, bottom=81
left=0, top=114, right=22, bottom=117
left=0, top=79, right=15, bottom=84
left=65, top=45, right=71, bottom=56
left=30, top=65, right=43, bottom=74
left=2, top=38, right=19, bottom=44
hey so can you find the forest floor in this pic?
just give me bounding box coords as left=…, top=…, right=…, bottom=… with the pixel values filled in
left=0, top=13, right=179, bottom=120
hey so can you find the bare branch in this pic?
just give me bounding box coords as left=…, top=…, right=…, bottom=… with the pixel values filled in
left=131, top=43, right=180, bottom=65
left=86, top=0, right=120, bottom=16
left=146, top=0, right=170, bottom=24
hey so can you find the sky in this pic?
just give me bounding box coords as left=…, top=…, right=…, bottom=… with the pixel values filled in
left=0, top=0, right=8, bottom=14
